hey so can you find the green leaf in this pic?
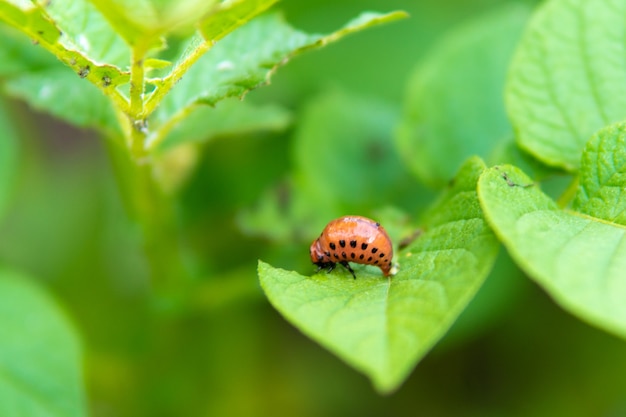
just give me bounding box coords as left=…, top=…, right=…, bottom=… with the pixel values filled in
left=259, top=157, right=498, bottom=393
left=199, top=0, right=277, bottom=42
left=478, top=164, right=626, bottom=339
left=0, top=269, right=86, bottom=417
left=0, top=99, right=18, bottom=220
left=4, top=66, right=119, bottom=134
left=0, top=1, right=60, bottom=44
left=574, top=122, right=626, bottom=225
left=506, top=0, right=626, bottom=171
left=0, top=1, right=130, bottom=87
left=0, top=23, right=58, bottom=76
left=88, top=0, right=218, bottom=44
left=154, top=11, right=408, bottom=125
left=156, top=98, right=291, bottom=151
left=397, top=4, right=530, bottom=187
left=34, top=0, right=130, bottom=68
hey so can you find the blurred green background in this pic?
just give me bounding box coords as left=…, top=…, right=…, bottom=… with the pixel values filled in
left=2, top=0, right=626, bottom=416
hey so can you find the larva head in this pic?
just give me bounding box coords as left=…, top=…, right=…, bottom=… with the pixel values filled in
left=310, top=238, right=328, bottom=265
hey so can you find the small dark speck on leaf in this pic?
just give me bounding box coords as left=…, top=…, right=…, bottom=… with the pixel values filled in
left=78, top=65, right=90, bottom=78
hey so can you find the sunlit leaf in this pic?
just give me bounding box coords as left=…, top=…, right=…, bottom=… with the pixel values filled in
left=574, top=122, right=626, bottom=225
left=154, top=11, right=408, bottom=125
left=478, top=162, right=626, bottom=339
left=0, top=0, right=130, bottom=85
left=34, top=0, right=129, bottom=68
left=199, top=0, right=277, bottom=42
left=506, top=0, right=626, bottom=170
left=259, top=157, right=498, bottom=393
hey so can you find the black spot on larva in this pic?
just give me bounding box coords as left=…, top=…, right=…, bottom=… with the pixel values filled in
left=342, top=252, right=347, bottom=259
left=379, top=253, right=385, bottom=258
left=329, top=242, right=336, bottom=250
left=350, top=240, right=357, bottom=248
left=375, top=222, right=380, bottom=227
left=339, top=240, right=346, bottom=248
left=374, top=260, right=379, bottom=264
left=361, top=243, right=368, bottom=250
left=359, top=254, right=364, bottom=260
left=350, top=253, right=355, bottom=259
left=317, top=255, right=324, bottom=261
left=325, top=251, right=331, bottom=257
left=372, top=247, right=378, bottom=254
left=367, top=256, right=372, bottom=261
left=333, top=253, right=339, bottom=259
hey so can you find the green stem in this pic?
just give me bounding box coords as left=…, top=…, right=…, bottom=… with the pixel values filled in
left=128, top=42, right=149, bottom=158
left=143, top=37, right=212, bottom=117
left=105, top=138, right=189, bottom=307
left=557, top=176, right=579, bottom=208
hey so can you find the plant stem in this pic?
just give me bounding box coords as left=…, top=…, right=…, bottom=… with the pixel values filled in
left=143, top=37, right=212, bottom=117
left=557, top=176, right=579, bottom=208
left=105, top=137, right=190, bottom=307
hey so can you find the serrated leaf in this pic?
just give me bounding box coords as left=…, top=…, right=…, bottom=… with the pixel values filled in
left=397, top=4, right=530, bottom=187
left=34, top=0, right=129, bottom=68
left=5, top=66, right=119, bottom=133
left=506, top=0, right=626, bottom=171
left=156, top=98, right=291, bottom=151
left=478, top=164, right=626, bottom=339
left=0, top=1, right=60, bottom=44
left=0, top=99, right=18, bottom=220
left=154, top=11, right=408, bottom=125
left=0, top=0, right=131, bottom=114
left=199, top=0, right=277, bottom=43
left=259, top=157, right=498, bottom=393
left=0, top=269, right=86, bottom=417
left=574, top=122, right=626, bottom=224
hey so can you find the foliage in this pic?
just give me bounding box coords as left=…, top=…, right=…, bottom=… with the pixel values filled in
left=1, top=0, right=626, bottom=415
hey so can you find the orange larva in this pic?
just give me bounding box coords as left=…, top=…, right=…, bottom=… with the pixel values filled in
left=310, top=215, right=393, bottom=278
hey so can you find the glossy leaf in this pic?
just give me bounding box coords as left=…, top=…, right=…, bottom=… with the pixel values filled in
left=478, top=163, right=626, bottom=339
left=397, top=4, right=530, bottom=187
left=0, top=0, right=130, bottom=87
left=506, top=0, right=626, bottom=170
left=0, top=270, right=86, bottom=417
left=259, top=157, right=498, bottom=393
left=35, top=0, right=129, bottom=68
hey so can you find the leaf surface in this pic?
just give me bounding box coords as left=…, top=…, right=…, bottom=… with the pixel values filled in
left=5, top=66, right=118, bottom=133
left=0, top=270, right=86, bottom=417
left=259, top=157, right=498, bottom=392
left=153, top=11, right=408, bottom=125
left=506, top=0, right=626, bottom=170
left=478, top=161, right=626, bottom=339
left=574, top=122, right=626, bottom=225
